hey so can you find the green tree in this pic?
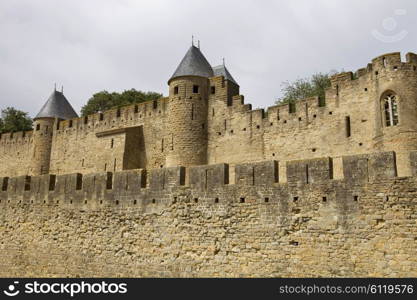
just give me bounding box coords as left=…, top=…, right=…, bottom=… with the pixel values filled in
left=0, top=107, right=33, bottom=134
left=81, top=89, right=163, bottom=116
left=276, top=72, right=334, bottom=105
left=80, top=91, right=117, bottom=116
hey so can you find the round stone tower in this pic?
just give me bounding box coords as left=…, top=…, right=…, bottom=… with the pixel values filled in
left=30, top=89, right=78, bottom=175
left=30, top=117, right=55, bottom=176
left=166, top=45, right=212, bottom=167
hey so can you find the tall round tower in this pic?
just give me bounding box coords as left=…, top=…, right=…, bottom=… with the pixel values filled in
left=30, top=117, right=55, bottom=176
left=30, top=89, right=78, bottom=175
left=165, top=45, right=212, bottom=167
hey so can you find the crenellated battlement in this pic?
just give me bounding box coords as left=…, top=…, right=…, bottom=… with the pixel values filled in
left=227, top=52, right=417, bottom=124
left=205, top=51, right=417, bottom=175
left=322, top=52, right=417, bottom=105
left=55, top=97, right=169, bottom=134
left=0, top=129, right=33, bottom=144
left=0, top=151, right=410, bottom=209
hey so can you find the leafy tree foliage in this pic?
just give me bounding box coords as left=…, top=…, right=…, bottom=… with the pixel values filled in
left=81, top=89, right=162, bottom=116
left=0, top=107, right=33, bottom=134
left=276, top=72, right=335, bottom=104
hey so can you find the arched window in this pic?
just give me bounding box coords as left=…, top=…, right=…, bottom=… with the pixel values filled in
left=383, top=92, right=399, bottom=126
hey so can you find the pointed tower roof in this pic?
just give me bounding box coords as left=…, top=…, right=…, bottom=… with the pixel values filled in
left=35, top=89, right=78, bottom=120
left=213, top=64, right=239, bottom=86
left=169, top=45, right=213, bottom=83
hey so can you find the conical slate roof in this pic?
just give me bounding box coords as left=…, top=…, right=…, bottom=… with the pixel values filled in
left=169, top=45, right=213, bottom=83
left=35, top=90, right=78, bottom=120
left=213, top=65, right=238, bottom=85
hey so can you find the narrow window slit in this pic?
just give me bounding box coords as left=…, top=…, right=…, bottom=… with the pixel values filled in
left=345, top=116, right=351, bottom=137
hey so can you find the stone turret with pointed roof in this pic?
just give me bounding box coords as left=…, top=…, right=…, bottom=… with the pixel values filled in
left=166, top=45, right=214, bottom=168
left=35, top=89, right=78, bottom=120
left=29, top=88, right=78, bottom=176
left=213, top=64, right=238, bottom=86
left=168, top=45, right=213, bottom=83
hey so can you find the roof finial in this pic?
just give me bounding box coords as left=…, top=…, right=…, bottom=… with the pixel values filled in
left=223, top=57, right=225, bottom=66
left=198, top=40, right=200, bottom=49
left=192, top=35, right=194, bottom=46
left=61, top=85, right=64, bottom=93
left=54, top=83, right=56, bottom=91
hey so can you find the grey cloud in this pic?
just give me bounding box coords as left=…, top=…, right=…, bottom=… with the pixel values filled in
left=0, top=0, right=416, bottom=116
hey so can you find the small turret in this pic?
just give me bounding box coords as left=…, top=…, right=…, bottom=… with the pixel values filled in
left=30, top=88, right=78, bottom=175
left=212, top=64, right=238, bottom=86
left=212, top=63, right=240, bottom=106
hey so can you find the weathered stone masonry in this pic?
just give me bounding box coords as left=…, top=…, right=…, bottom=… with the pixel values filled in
left=0, top=151, right=416, bottom=277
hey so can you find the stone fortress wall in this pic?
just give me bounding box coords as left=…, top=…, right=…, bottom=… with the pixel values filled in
left=207, top=52, right=417, bottom=178
left=1, top=52, right=417, bottom=179
left=0, top=49, right=416, bottom=277
left=0, top=130, right=34, bottom=177
left=0, top=150, right=416, bottom=277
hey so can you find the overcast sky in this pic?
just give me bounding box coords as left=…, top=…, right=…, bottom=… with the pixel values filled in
left=1, top=0, right=417, bottom=117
